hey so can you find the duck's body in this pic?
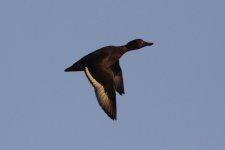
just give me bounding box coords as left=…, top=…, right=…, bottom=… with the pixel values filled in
left=65, top=46, right=126, bottom=71
left=65, top=39, right=153, bottom=120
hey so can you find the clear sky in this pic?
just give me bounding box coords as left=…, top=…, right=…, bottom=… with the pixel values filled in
left=1, top=0, right=225, bottom=150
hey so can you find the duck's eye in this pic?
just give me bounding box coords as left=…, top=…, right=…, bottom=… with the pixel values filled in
left=138, top=40, right=144, bottom=47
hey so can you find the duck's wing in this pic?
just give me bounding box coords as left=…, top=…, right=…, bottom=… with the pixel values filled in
left=110, top=61, right=125, bottom=95
left=84, top=66, right=117, bottom=120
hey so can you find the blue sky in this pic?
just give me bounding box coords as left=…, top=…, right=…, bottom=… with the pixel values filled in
left=1, top=0, right=225, bottom=149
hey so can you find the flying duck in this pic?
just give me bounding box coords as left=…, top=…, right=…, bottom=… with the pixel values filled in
left=65, top=39, right=153, bottom=120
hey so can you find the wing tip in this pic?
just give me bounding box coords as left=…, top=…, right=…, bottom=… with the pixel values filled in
left=100, top=105, right=117, bottom=120
left=117, top=89, right=125, bottom=95
left=108, top=113, right=117, bottom=120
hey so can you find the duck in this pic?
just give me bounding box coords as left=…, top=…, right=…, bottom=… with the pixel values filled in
left=65, top=39, right=153, bottom=120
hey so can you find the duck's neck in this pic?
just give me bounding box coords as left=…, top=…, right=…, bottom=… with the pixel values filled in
left=116, top=46, right=128, bottom=54
left=125, top=45, right=138, bottom=51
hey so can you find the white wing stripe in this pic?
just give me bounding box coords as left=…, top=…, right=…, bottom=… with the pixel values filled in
left=84, top=67, right=111, bottom=111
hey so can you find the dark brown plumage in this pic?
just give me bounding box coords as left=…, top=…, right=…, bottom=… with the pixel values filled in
left=65, top=39, right=153, bottom=120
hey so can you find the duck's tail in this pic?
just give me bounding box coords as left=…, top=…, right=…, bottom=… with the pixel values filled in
left=64, top=61, right=84, bottom=72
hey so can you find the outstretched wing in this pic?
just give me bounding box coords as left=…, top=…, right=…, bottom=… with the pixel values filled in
left=110, top=61, right=125, bottom=95
left=84, top=66, right=117, bottom=120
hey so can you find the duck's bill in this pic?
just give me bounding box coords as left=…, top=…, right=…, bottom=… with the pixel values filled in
left=144, top=42, right=154, bottom=46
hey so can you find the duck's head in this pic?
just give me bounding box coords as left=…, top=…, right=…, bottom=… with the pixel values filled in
left=126, top=39, right=153, bottom=50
